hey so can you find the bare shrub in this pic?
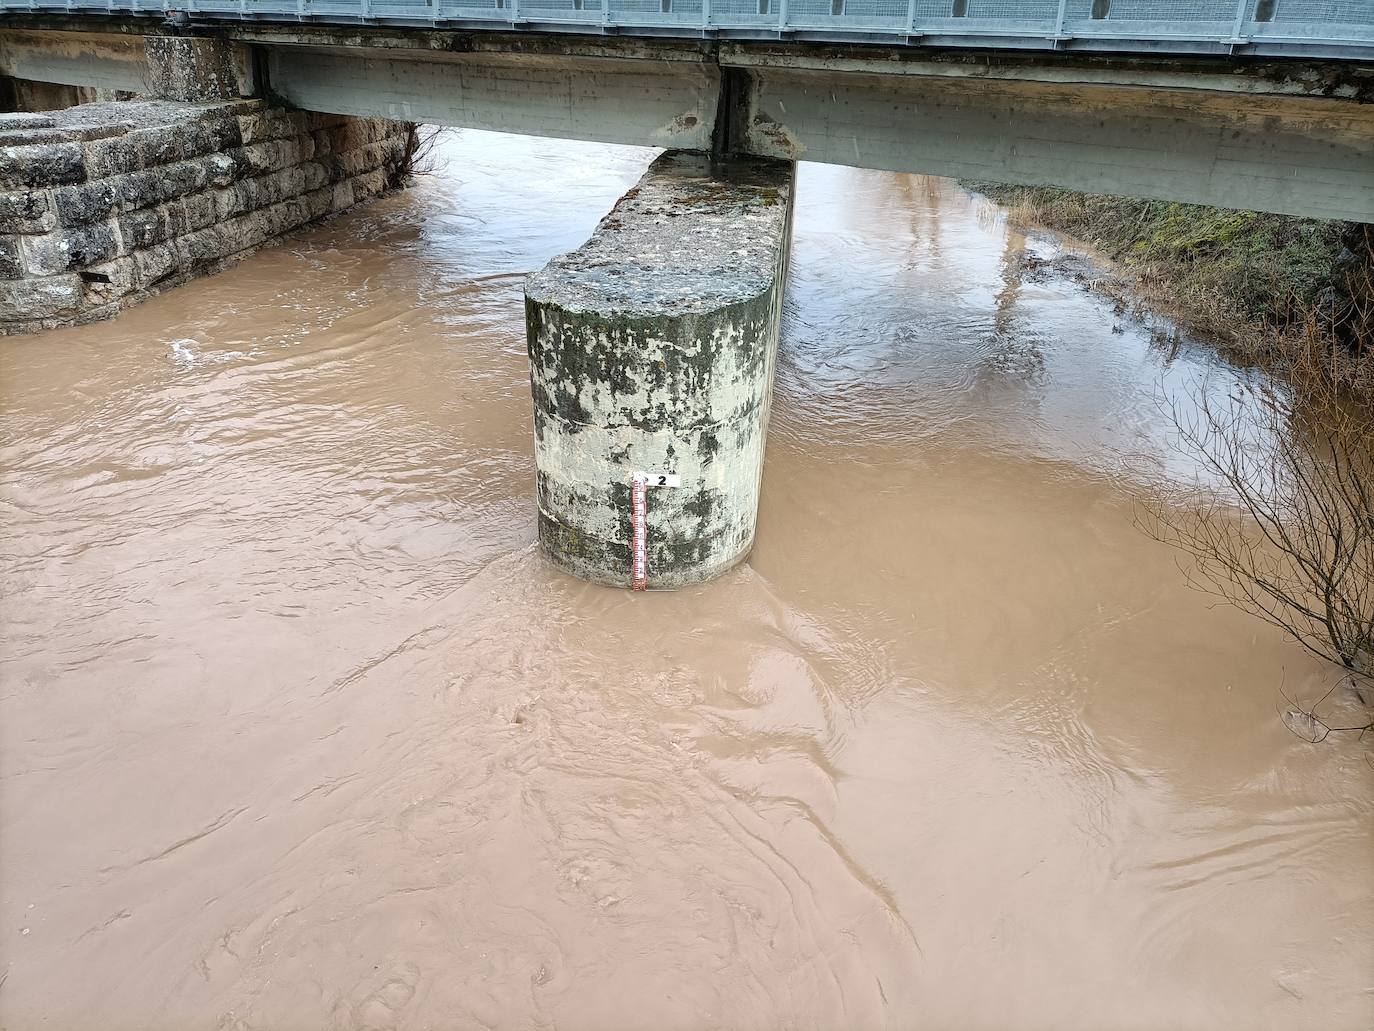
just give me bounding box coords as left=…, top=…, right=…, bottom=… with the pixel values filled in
left=1137, top=372, right=1373, bottom=734
left=391, top=123, right=455, bottom=185
left=981, top=183, right=1374, bottom=735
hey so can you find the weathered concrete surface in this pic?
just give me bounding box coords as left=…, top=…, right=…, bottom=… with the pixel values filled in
left=266, top=46, right=717, bottom=153
left=525, top=151, right=794, bottom=589
left=739, top=65, right=1374, bottom=222
left=143, top=36, right=256, bottom=102
left=0, top=29, right=148, bottom=96
left=0, top=98, right=411, bottom=333
left=0, top=30, right=256, bottom=102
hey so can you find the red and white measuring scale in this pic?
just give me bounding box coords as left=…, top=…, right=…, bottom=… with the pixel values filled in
left=630, top=471, right=681, bottom=591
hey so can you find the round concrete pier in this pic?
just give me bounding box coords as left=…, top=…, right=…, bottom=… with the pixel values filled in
left=524, top=150, right=795, bottom=589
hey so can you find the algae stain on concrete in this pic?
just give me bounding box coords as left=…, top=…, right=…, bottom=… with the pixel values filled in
left=524, top=149, right=796, bottom=588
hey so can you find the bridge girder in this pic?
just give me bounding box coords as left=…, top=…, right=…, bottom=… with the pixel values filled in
left=2, top=20, right=1372, bottom=221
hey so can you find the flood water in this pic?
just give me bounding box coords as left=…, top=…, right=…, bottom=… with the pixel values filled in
left=2, top=130, right=1371, bottom=1030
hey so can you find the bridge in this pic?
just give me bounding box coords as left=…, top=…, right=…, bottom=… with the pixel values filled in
left=2, top=4, right=1372, bottom=218
left=2, top=3, right=1372, bottom=586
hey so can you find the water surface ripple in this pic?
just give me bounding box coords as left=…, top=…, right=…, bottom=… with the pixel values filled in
left=1, top=131, right=1371, bottom=1031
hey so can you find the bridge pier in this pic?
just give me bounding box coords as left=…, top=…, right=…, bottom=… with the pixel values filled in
left=525, top=151, right=794, bottom=589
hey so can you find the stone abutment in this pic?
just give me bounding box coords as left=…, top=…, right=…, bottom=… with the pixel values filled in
left=1, top=36, right=412, bottom=334
left=0, top=99, right=412, bottom=334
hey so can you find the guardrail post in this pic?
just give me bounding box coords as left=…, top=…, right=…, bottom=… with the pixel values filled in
left=904, top=0, right=916, bottom=36
left=511, top=0, right=519, bottom=23
left=777, top=0, right=787, bottom=34
left=1228, top=0, right=1250, bottom=41
left=701, top=0, right=709, bottom=31
left=1053, top=0, right=1068, bottom=38
left=601, top=0, right=608, bottom=26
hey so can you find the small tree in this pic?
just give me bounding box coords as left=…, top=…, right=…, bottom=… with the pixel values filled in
left=1138, top=369, right=1373, bottom=736
left=390, top=123, right=454, bottom=186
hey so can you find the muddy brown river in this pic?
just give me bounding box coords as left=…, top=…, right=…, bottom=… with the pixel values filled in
left=1, top=131, right=1371, bottom=1030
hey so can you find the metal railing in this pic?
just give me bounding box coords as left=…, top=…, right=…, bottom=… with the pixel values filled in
left=2, top=0, right=1371, bottom=57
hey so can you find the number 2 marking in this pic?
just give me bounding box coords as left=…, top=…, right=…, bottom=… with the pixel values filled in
left=636, top=471, right=681, bottom=489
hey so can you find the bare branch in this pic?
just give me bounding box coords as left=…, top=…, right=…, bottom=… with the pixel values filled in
left=1135, top=368, right=1374, bottom=733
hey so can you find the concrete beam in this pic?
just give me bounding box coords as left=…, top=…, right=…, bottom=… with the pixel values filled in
left=0, top=29, right=257, bottom=100
left=717, top=43, right=1374, bottom=102
left=5, top=17, right=1369, bottom=103
left=265, top=45, right=717, bottom=152
left=739, top=68, right=1374, bottom=222
left=0, top=29, right=147, bottom=95
left=2, top=22, right=1371, bottom=220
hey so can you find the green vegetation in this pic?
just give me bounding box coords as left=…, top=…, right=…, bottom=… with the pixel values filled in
left=971, top=184, right=1347, bottom=326
left=968, top=183, right=1372, bottom=396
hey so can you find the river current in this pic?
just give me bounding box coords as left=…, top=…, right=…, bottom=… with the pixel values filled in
left=1, top=130, right=1371, bottom=1030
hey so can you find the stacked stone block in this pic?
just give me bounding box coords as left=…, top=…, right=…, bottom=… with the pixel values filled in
left=0, top=100, right=411, bottom=334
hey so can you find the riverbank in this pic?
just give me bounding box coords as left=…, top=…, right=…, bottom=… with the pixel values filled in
left=968, top=183, right=1373, bottom=398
